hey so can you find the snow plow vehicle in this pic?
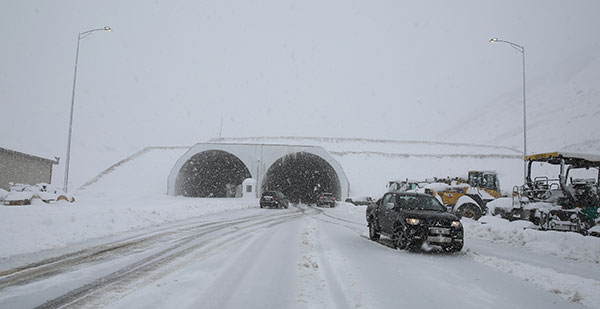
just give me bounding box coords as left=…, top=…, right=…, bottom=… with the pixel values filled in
left=387, top=171, right=502, bottom=220
left=494, top=152, right=600, bottom=235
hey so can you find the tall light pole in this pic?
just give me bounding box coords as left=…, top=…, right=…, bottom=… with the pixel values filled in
left=64, top=26, right=112, bottom=193
left=489, top=37, right=527, bottom=182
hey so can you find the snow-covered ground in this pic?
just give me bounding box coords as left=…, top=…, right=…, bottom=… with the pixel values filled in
left=1, top=202, right=598, bottom=308
left=0, top=198, right=256, bottom=260
left=0, top=140, right=525, bottom=258
left=0, top=142, right=513, bottom=257
left=1, top=143, right=599, bottom=308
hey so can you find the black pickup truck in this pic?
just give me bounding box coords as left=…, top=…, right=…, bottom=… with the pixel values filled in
left=366, top=191, right=463, bottom=252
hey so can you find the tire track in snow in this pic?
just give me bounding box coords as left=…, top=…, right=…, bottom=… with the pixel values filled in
left=296, top=212, right=355, bottom=309
left=37, top=211, right=305, bottom=309
left=312, top=220, right=354, bottom=309
left=0, top=209, right=303, bottom=309
left=193, top=216, right=300, bottom=308
left=306, top=205, right=365, bottom=236
left=302, top=206, right=369, bottom=308
left=0, top=212, right=270, bottom=289
left=90, top=211, right=308, bottom=308
left=296, top=215, right=333, bottom=308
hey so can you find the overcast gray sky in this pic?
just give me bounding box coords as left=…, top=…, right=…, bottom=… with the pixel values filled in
left=2, top=0, right=599, bottom=185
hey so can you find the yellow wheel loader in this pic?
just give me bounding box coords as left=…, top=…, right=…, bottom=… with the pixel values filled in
left=387, top=171, right=502, bottom=220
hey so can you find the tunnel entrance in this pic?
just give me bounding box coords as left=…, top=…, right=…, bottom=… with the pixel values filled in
left=262, top=152, right=341, bottom=204
left=175, top=150, right=251, bottom=197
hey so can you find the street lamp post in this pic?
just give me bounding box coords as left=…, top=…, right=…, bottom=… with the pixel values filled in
left=64, top=26, right=112, bottom=193
left=489, top=37, right=527, bottom=182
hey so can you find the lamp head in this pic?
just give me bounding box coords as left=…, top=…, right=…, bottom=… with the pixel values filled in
left=489, top=37, right=498, bottom=43
left=104, top=26, right=112, bottom=32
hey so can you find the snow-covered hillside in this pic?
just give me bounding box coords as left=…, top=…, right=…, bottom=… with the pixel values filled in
left=445, top=51, right=600, bottom=154
left=209, top=136, right=521, bottom=155
left=78, top=137, right=523, bottom=198
left=208, top=136, right=523, bottom=196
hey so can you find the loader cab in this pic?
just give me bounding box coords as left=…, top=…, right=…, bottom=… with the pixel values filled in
left=564, top=166, right=600, bottom=188
left=468, top=171, right=501, bottom=195
left=564, top=165, right=600, bottom=211
left=387, top=180, right=421, bottom=193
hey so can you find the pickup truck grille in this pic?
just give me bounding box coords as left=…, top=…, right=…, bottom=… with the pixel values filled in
left=421, top=218, right=451, bottom=227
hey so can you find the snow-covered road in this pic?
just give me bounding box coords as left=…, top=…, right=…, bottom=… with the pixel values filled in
left=1, top=202, right=597, bottom=308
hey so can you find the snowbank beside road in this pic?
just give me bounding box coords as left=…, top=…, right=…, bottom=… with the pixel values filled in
left=464, top=215, right=600, bottom=264
left=470, top=253, right=600, bottom=307
left=0, top=197, right=258, bottom=259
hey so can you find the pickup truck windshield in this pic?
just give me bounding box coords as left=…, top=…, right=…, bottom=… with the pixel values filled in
left=398, top=195, right=445, bottom=211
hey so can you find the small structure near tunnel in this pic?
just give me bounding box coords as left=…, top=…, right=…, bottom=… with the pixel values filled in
left=242, top=178, right=256, bottom=199
left=167, top=143, right=349, bottom=202
left=0, top=147, right=59, bottom=191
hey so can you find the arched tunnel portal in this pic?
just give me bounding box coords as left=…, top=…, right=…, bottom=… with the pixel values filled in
left=175, top=150, right=251, bottom=197
left=262, top=152, right=341, bottom=204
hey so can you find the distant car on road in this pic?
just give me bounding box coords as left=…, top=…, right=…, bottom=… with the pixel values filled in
left=366, top=192, right=463, bottom=252
left=345, top=196, right=373, bottom=206
left=317, top=193, right=336, bottom=208
left=259, top=191, right=289, bottom=209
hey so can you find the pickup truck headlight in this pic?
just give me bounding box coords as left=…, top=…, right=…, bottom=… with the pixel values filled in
left=406, top=218, right=420, bottom=225
left=451, top=221, right=462, bottom=228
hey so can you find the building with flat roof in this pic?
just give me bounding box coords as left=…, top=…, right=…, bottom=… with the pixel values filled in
left=0, top=147, right=59, bottom=190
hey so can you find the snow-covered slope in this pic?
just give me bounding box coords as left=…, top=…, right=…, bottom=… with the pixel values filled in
left=210, top=136, right=520, bottom=155
left=208, top=137, right=523, bottom=196
left=445, top=52, right=600, bottom=154
left=79, top=137, right=523, bottom=199
left=79, top=146, right=189, bottom=196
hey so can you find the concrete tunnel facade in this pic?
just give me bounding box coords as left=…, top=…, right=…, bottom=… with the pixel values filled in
left=167, top=143, right=349, bottom=202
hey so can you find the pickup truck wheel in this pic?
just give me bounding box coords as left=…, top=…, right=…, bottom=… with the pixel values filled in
left=392, top=231, right=408, bottom=250
left=408, top=240, right=423, bottom=251
left=368, top=223, right=380, bottom=241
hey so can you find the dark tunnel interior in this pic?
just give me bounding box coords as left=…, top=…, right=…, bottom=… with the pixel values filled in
left=262, top=152, right=341, bottom=204
left=175, top=150, right=251, bottom=197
